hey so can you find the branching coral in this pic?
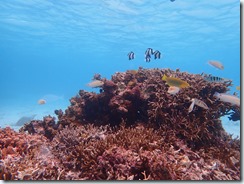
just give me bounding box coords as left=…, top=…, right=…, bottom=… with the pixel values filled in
left=58, top=68, right=238, bottom=150
left=20, top=115, right=59, bottom=141
left=0, top=127, right=59, bottom=180
left=1, top=67, right=240, bottom=180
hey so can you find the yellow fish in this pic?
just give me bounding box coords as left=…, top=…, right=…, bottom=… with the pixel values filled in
left=162, top=74, right=190, bottom=88
left=236, top=86, right=240, bottom=90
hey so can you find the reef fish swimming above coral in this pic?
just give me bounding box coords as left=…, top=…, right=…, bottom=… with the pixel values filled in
left=214, top=92, right=240, bottom=107
left=208, top=60, right=224, bottom=70
left=188, top=98, right=209, bottom=113
left=128, top=51, right=135, bottom=60
left=38, top=99, right=46, bottom=105
left=87, top=80, right=104, bottom=88
left=167, top=86, right=180, bottom=95
left=162, top=74, right=190, bottom=88
left=202, top=74, right=230, bottom=83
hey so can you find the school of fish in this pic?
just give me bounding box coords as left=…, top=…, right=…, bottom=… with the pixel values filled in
left=128, top=48, right=161, bottom=62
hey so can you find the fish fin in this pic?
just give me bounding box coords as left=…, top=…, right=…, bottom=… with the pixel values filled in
left=162, top=74, right=167, bottom=81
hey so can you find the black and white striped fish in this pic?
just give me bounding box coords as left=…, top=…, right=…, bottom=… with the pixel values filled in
left=203, top=74, right=229, bottom=83
left=128, top=51, right=135, bottom=60
left=153, top=50, right=161, bottom=59
left=145, top=54, right=151, bottom=62
left=145, top=48, right=154, bottom=56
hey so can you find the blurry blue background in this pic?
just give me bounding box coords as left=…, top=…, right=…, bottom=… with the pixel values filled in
left=0, top=0, right=240, bottom=136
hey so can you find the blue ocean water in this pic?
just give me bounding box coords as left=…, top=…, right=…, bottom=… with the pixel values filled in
left=0, top=0, right=240, bottom=137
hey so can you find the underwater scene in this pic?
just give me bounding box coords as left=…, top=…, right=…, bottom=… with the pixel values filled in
left=0, top=0, right=241, bottom=181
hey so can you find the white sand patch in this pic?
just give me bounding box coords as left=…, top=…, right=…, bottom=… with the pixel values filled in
left=0, top=98, right=69, bottom=131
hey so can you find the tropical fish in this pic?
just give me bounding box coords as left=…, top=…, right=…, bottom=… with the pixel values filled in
left=214, top=92, right=240, bottom=107
left=87, top=80, right=104, bottom=88
left=208, top=60, right=224, bottom=70
left=167, top=86, right=180, bottom=95
left=236, top=86, right=240, bottom=90
left=188, top=98, right=208, bottom=113
left=145, top=48, right=154, bottom=56
left=162, top=74, right=190, bottom=88
left=153, top=50, right=161, bottom=59
left=203, top=74, right=229, bottom=83
left=192, top=98, right=209, bottom=110
left=128, top=51, right=135, bottom=60
left=145, top=54, right=151, bottom=62
left=233, top=92, right=238, bottom=96
left=145, top=48, right=153, bottom=62
left=38, top=99, right=46, bottom=105
left=188, top=100, right=195, bottom=113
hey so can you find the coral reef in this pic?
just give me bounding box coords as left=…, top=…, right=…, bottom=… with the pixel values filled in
left=19, top=115, right=59, bottom=140
left=0, top=68, right=240, bottom=180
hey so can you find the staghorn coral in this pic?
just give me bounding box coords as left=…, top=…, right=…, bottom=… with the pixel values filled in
left=0, top=127, right=60, bottom=180
left=0, top=68, right=240, bottom=180
left=0, top=123, right=240, bottom=180
left=52, top=124, right=239, bottom=180
left=59, top=68, right=238, bottom=149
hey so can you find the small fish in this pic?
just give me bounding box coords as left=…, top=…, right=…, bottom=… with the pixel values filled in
left=236, top=86, right=240, bottom=90
left=188, top=100, right=195, bottom=113
left=203, top=74, right=229, bottom=83
left=145, top=48, right=154, bottom=56
left=192, top=98, right=209, bottom=110
left=233, top=92, right=238, bottom=96
left=214, top=92, right=240, bottom=107
left=188, top=98, right=208, bottom=113
left=162, top=74, right=190, bottom=88
left=128, top=51, right=135, bottom=60
left=208, top=60, right=224, bottom=70
left=145, top=54, right=151, bottom=62
left=38, top=99, right=46, bottom=105
left=153, top=50, right=161, bottom=59
left=170, top=0, right=175, bottom=2
left=87, top=80, right=104, bottom=88
left=167, top=86, right=180, bottom=95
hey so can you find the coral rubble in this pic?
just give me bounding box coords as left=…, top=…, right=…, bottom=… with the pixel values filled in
left=0, top=68, right=240, bottom=180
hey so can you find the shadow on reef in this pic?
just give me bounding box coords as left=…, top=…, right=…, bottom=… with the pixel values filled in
left=0, top=67, right=240, bottom=180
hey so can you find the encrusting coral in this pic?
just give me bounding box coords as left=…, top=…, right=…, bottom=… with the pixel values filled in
left=0, top=67, right=240, bottom=180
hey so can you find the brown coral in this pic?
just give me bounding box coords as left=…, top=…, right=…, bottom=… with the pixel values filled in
left=0, top=68, right=240, bottom=180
